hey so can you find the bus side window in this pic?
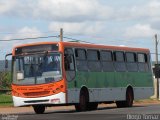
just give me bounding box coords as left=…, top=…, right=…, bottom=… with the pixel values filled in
left=126, top=52, right=138, bottom=72
left=64, top=54, right=74, bottom=71
left=64, top=49, right=75, bottom=71
left=64, top=48, right=76, bottom=82
left=114, top=51, right=126, bottom=72
left=75, top=49, right=88, bottom=71
left=137, top=53, right=149, bottom=72
left=87, top=50, right=101, bottom=72
left=100, top=50, right=114, bottom=72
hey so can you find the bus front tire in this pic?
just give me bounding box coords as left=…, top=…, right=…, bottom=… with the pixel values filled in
left=33, top=105, right=45, bottom=114
left=116, top=88, right=133, bottom=108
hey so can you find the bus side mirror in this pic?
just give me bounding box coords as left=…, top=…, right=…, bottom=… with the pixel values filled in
left=5, top=53, right=12, bottom=69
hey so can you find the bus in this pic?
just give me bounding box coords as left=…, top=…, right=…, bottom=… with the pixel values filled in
left=6, top=41, right=154, bottom=114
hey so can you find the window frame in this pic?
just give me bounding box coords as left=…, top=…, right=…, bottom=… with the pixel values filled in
left=75, top=48, right=87, bottom=60
left=113, top=51, right=125, bottom=62
left=87, top=49, right=100, bottom=61
left=137, top=53, right=147, bottom=63
left=75, top=48, right=88, bottom=71
left=100, top=50, right=113, bottom=62
left=87, top=49, right=102, bottom=72
left=137, top=52, right=149, bottom=72
left=126, top=52, right=137, bottom=63
left=64, top=48, right=76, bottom=71
left=100, top=50, right=115, bottom=72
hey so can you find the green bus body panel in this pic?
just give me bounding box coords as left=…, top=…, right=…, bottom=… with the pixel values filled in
left=67, top=71, right=153, bottom=88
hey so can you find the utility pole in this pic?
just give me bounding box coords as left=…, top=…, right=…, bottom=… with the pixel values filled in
left=60, top=28, right=63, bottom=42
left=155, top=34, right=159, bottom=99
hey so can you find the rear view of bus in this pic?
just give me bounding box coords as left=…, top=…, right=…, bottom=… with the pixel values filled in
left=11, top=43, right=66, bottom=114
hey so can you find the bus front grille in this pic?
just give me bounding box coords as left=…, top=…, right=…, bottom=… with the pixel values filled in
left=24, top=99, right=49, bottom=103
left=23, top=91, right=50, bottom=97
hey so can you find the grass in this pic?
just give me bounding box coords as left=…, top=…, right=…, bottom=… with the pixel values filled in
left=0, top=93, right=13, bottom=107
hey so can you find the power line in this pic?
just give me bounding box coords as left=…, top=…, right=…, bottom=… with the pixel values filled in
left=0, top=35, right=59, bottom=41
left=63, top=36, right=146, bottom=46
left=0, top=33, right=153, bottom=47
left=0, top=30, right=151, bottom=45
left=63, top=36, right=94, bottom=44
left=151, top=53, right=160, bottom=55
left=0, top=30, right=59, bottom=35
left=63, top=32, right=148, bottom=44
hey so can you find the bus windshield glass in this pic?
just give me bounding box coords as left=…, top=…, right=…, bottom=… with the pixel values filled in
left=12, top=52, right=62, bottom=85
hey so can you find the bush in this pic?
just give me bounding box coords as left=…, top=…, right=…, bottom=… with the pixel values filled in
left=0, top=72, right=11, bottom=90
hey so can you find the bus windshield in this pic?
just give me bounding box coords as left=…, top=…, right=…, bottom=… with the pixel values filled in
left=12, top=52, right=62, bottom=85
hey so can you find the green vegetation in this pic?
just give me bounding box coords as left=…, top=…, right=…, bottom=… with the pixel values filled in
left=0, top=93, right=13, bottom=106
left=0, top=72, right=12, bottom=106
left=0, top=72, right=12, bottom=89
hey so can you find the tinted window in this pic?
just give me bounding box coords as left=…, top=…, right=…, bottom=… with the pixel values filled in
left=126, top=52, right=136, bottom=62
left=137, top=53, right=148, bottom=72
left=87, top=50, right=99, bottom=60
left=126, top=52, right=138, bottom=72
left=75, top=49, right=88, bottom=71
left=64, top=48, right=75, bottom=71
left=87, top=50, right=101, bottom=72
left=75, top=49, right=86, bottom=60
left=65, top=48, right=73, bottom=55
left=114, top=52, right=125, bottom=62
left=138, top=53, right=146, bottom=63
left=100, top=51, right=112, bottom=61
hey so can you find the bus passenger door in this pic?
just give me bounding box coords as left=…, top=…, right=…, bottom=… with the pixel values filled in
left=64, top=48, right=76, bottom=86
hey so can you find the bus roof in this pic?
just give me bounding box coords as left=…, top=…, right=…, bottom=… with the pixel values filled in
left=13, top=41, right=150, bottom=53
left=62, top=42, right=150, bottom=53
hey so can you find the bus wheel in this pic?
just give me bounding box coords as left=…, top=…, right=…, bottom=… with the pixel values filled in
left=33, top=105, right=45, bottom=114
left=125, top=88, right=133, bottom=107
left=116, top=88, right=133, bottom=108
left=75, top=90, right=89, bottom=111
left=88, top=102, right=98, bottom=110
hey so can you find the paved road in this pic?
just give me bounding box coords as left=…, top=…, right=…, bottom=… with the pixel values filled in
left=1, top=104, right=160, bottom=120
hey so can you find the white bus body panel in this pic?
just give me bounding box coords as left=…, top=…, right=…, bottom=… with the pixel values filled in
left=67, top=87, right=154, bottom=103
left=13, top=92, right=66, bottom=107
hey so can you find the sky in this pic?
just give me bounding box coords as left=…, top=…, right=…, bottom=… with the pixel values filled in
left=0, top=0, right=160, bottom=60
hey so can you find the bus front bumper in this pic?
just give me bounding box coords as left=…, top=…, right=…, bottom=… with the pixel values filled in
left=12, top=92, right=66, bottom=107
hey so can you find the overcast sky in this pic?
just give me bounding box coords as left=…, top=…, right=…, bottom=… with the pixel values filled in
left=0, top=0, right=160, bottom=60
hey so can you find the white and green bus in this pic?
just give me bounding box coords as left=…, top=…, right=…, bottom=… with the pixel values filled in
left=8, top=41, right=153, bottom=114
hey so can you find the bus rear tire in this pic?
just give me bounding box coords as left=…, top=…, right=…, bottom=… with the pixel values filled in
left=75, top=90, right=89, bottom=112
left=33, top=105, right=45, bottom=114
left=125, top=88, right=134, bottom=107
left=116, top=88, right=133, bottom=108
